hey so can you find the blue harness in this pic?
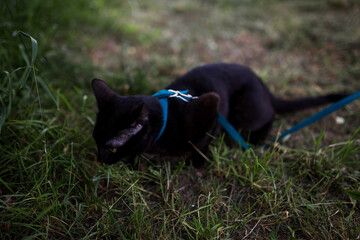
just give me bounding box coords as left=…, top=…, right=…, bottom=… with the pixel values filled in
left=152, top=89, right=360, bottom=149
left=152, top=90, right=198, bottom=142
left=152, top=89, right=250, bottom=148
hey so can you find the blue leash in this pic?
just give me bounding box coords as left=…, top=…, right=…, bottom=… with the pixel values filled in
left=217, top=114, right=250, bottom=149
left=153, top=89, right=360, bottom=149
left=263, top=90, right=360, bottom=148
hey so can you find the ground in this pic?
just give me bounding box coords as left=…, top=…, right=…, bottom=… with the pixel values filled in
left=1, top=0, right=360, bottom=239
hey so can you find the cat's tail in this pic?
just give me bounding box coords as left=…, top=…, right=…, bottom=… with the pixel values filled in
left=272, top=93, right=348, bottom=114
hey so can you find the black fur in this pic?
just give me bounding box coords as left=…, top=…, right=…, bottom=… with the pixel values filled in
left=92, top=63, right=347, bottom=165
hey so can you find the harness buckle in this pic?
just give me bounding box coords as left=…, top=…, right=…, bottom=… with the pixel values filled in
left=168, top=90, right=198, bottom=102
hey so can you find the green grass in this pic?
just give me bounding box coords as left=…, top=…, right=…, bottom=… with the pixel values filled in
left=1, top=0, right=360, bottom=239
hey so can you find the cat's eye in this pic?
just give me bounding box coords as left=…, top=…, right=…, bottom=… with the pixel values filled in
left=106, top=147, right=117, bottom=153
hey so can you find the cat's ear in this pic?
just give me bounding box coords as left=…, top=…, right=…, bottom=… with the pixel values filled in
left=185, top=92, right=220, bottom=143
left=106, top=104, right=148, bottom=148
left=92, top=79, right=115, bottom=108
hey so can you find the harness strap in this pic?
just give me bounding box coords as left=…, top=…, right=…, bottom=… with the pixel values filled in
left=152, top=89, right=197, bottom=142
left=154, top=97, right=168, bottom=142
left=152, top=89, right=250, bottom=148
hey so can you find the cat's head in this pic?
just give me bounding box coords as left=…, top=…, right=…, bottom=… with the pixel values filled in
left=91, top=79, right=154, bottom=164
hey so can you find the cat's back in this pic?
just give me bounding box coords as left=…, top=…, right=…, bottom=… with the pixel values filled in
left=167, top=63, right=258, bottom=96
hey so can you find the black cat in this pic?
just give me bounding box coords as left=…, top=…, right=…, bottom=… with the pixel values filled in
left=92, top=63, right=346, bottom=165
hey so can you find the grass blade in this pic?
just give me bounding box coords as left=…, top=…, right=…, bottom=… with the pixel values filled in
left=36, top=76, right=58, bottom=109
left=18, top=31, right=38, bottom=66
left=345, top=190, right=360, bottom=201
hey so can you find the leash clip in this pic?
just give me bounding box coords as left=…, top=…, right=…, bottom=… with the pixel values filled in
left=168, top=89, right=198, bottom=102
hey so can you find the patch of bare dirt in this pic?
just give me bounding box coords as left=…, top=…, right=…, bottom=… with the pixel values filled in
left=89, top=37, right=122, bottom=68
left=204, top=32, right=266, bottom=66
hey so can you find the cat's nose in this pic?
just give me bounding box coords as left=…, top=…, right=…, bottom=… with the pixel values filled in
left=97, top=148, right=120, bottom=165
left=97, top=148, right=107, bottom=163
